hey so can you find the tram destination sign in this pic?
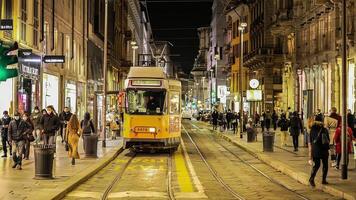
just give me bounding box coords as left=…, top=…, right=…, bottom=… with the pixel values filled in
left=0, top=19, right=13, bottom=30
left=131, top=80, right=162, bottom=87
left=43, top=55, right=65, bottom=63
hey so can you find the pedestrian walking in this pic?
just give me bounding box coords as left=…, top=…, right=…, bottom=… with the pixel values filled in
left=59, top=107, right=72, bottom=143
left=243, top=112, right=248, bottom=132
left=31, top=106, right=42, bottom=144
left=254, top=112, right=260, bottom=127
left=66, top=114, right=81, bottom=165
left=308, top=116, right=330, bottom=186
left=80, top=112, right=95, bottom=151
left=226, top=109, right=233, bottom=130
left=211, top=109, right=219, bottom=131
left=8, top=112, right=33, bottom=170
left=278, top=115, right=289, bottom=147
left=232, top=112, right=238, bottom=134
left=40, top=105, right=61, bottom=145
left=264, top=110, right=272, bottom=131
left=315, top=109, right=324, bottom=122
left=272, top=110, right=278, bottom=131
left=1, top=111, right=12, bottom=157
left=289, top=111, right=303, bottom=151
left=333, top=123, right=353, bottom=170
left=347, top=109, right=355, bottom=139
left=22, top=113, right=35, bottom=160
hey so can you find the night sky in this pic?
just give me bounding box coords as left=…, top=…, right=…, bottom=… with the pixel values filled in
left=143, top=0, right=213, bottom=73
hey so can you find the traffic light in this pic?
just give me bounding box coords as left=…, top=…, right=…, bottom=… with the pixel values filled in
left=0, top=41, right=18, bottom=81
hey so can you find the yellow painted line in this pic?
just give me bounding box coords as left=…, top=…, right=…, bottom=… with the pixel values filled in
left=175, top=145, right=195, bottom=192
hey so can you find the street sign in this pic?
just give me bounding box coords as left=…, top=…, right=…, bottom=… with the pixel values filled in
left=43, top=55, right=65, bottom=63
left=0, top=19, right=13, bottom=30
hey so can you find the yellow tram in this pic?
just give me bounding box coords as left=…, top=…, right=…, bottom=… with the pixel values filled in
left=122, top=67, right=181, bottom=151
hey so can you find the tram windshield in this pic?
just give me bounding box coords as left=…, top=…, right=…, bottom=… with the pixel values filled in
left=126, top=89, right=166, bottom=115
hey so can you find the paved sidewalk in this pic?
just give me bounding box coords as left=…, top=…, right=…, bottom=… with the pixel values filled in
left=0, top=137, right=122, bottom=200
left=195, top=121, right=356, bottom=200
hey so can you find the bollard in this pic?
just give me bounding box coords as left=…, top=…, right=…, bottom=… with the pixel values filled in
left=83, top=134, right=98, bottom=158
left=263, top=131, right=275, bottom=152
left=33, top=144, right=55, bottom=179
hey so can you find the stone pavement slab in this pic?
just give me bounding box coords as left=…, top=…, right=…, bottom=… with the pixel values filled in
left=196, top=121, right=356, bottom=200
left=0, top=137, right=123, bottom=200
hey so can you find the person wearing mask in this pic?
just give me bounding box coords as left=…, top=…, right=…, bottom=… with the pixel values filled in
left=309, top=115, right=330, bottom=186
left=333, top=122, right=353, bottom=170
left=289, top=111, right=303, bottom=151
left=66, top=114, right=81, bottom=165
left=80, top=112, right=95, bottom=150
left=40, top=105, right=61, bottom=145
left=59, top=107, right=72, bottom=143
left=1, top=111, right=12, bottom=157
left=278, top=115, right=290, bottom=147
left=23, top=113, right=34, bottom=160
left=211, top=109, right=219, bottom=131
left=272, top=110, right=278, bottom=131
left=31, top=106, right=42, bottom=144
left=8, top=112, right=33, bottom=170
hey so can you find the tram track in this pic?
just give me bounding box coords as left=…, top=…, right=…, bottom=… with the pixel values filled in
left=182, top=125, right=245, bottom=200
left=187, top=121, right=327, bottom=200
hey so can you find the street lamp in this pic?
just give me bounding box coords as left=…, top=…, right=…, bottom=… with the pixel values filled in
left=131, top=41, right=138, bottom=66
left=102, top=0, right=108, bottom=147
left=238, top=22, right=247, bottom=138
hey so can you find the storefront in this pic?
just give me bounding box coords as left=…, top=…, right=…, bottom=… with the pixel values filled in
left=65, top=80, right=77, bottom=113
left=43, top=73, right=59, bottom=112
left=17, top=52, right=41, bottom=113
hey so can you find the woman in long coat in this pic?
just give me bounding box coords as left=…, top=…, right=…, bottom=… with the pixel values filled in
left=66, top=114, right=80, bottom=165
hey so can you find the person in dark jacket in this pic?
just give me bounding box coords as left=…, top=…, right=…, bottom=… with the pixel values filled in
left=23, top=113, right=34, bottom=160
left=40, top=105, right=61, bottom=145
left=211, top=109, right=219, bottom=130
left=347, top=109, right=355, bottom=138
left=8, top=112, right=33, bottom=170
left=309, top=116, right=330, bottom=186
left=272, top=110, right=278, bottom=131
left=289, top=111, right=303, bottom=151
left=232, top=112, right=239, bottom=134
left=1, top=111, right=12, bottom=157
left=31, top=106, right=42, bottom=144
left=329, top=107, right=341, bottom=128
left=226, top=109, right=233, bottom=130
left=278, top=115, right=290, bottom=147
left=264, top=110, right=272, bottom=131
left=80, top=112, right=95, bottom=151
left=59, top=107, right=72, bottom=143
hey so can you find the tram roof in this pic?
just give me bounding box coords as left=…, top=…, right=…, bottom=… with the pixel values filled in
left=127, top=67, right=166, bottom=79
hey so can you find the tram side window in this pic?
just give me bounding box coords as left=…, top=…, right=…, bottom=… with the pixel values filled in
left=169, top=92, right=180, bottom=115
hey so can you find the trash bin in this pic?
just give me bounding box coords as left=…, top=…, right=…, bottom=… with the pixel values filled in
left=263, top=131, right=275, bottom=152
left=34, top=144, right=55, bottom=179
left=83, top=134, right=98, bottom=158
left=247, top=128, right=256, bottom=142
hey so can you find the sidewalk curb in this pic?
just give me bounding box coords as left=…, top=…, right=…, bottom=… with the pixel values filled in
left=50, top=146, right=124, bottom=200
left=217, top=132, right=355, bottom=200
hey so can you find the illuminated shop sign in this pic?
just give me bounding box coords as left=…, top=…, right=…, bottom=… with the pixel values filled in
left=246, top=90, right=262, bottom=102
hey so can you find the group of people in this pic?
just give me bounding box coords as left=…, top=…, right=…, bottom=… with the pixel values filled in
left=211, top=109, right=241, bottom=134
left=308, top=107, right=355, bottom=186
left=0, top=106, right=96, bottom=170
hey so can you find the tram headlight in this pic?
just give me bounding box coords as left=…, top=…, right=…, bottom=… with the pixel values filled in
left=149, top=128, right=156, bottom=133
